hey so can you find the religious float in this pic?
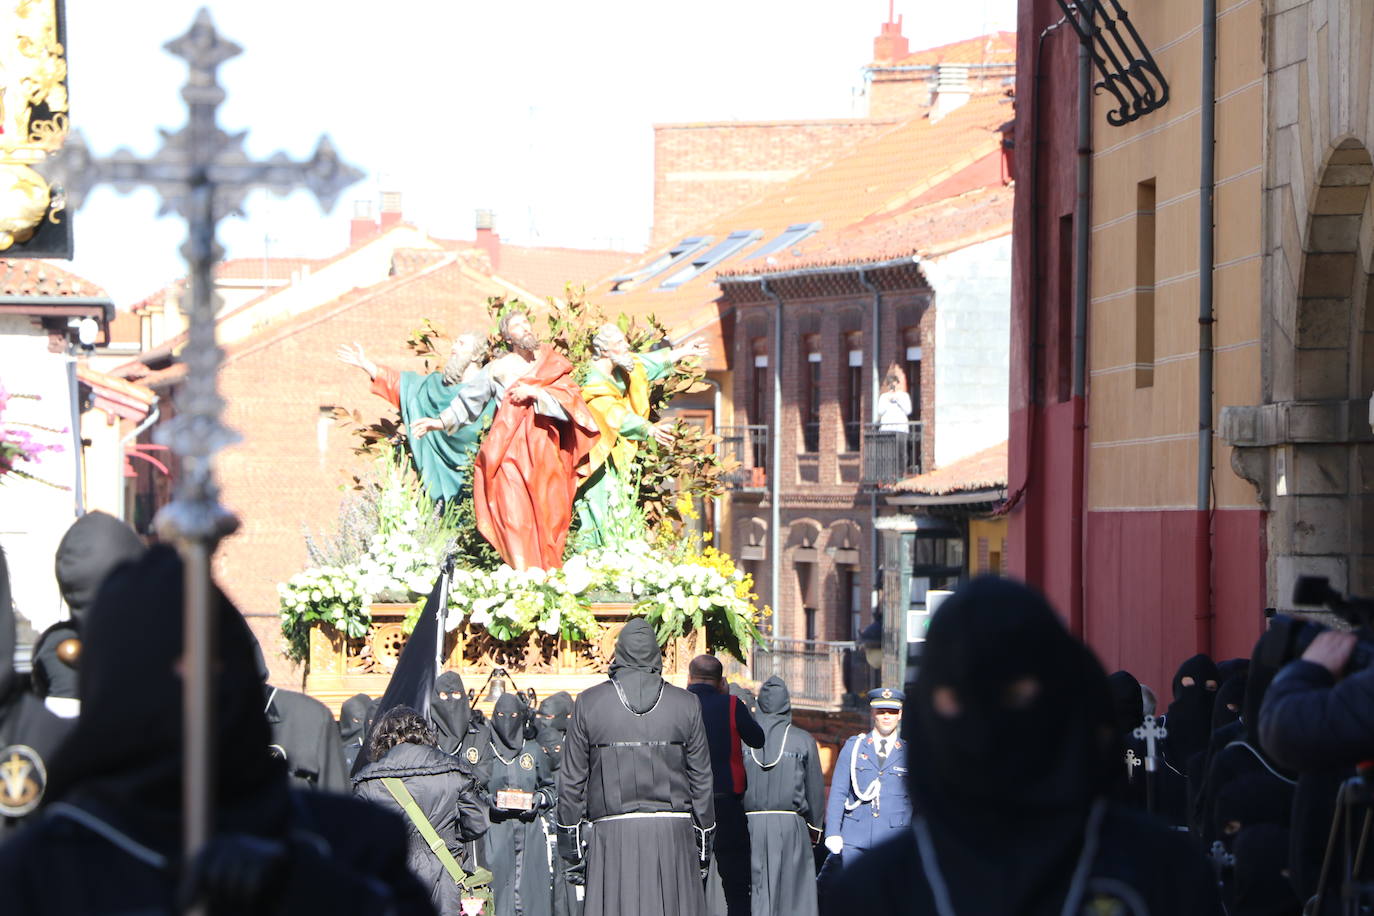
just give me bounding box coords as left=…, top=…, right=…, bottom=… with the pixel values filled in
left=280, top=296, right=765, bottom=711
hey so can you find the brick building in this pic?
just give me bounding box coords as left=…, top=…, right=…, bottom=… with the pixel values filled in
left=596, top=79, right=1015, bottom=708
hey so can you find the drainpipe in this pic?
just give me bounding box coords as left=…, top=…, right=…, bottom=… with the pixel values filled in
left=1070, top=9, right=1092, bottom=639
left=117, top=399, right=161, bottom=523
left=1195, top=0, right=1218, bottom=656
left=761, top=279, right=784, bottom=640
left=66, top=358, right=85, bottom=517
left=698, top=377, right=724, bottom=546
left=858, top=269, right=882, bottom=639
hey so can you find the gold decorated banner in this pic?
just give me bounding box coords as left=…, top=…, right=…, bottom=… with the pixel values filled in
left=0, top=0, right=67, bottom=253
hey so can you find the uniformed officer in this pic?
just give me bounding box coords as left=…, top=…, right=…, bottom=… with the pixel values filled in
left=821, top=688, right=912, bottom=865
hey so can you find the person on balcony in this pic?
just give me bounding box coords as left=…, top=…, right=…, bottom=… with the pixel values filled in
left=875, top=366, right=912, bottom=433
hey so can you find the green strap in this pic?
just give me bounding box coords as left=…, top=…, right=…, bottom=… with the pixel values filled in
left=381, top=777, right=491, bottom=890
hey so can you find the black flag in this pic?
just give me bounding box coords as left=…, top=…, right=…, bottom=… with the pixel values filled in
left=349, top=558, right=452, bottom=776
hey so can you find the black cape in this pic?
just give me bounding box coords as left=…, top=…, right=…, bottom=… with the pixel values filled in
left=0, top=545, right=433, bottom=915
left=742, top=675, right=823, bottom=916
left=556, top=618, right=715, bottom=916
left=264, top=686, right=348, bottom=792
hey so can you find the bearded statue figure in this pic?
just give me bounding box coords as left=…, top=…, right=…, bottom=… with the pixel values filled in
left=573, top=323, right=706, bottom=550
left=337, top=332, right=492, bottom=502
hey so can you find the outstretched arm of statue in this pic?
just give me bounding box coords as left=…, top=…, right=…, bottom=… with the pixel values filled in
left=508, top=382, right=570, bottom=421
left=670, top=337, right=708, bottom=364
left=336, top=342, right=378, bottom=380
left=410, top=417, right=445, bottom=439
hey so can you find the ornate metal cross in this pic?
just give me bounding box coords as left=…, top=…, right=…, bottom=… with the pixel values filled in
left=1124, top=747, right=1141, bottom=779
left=45, top=6, right=361, bottom=876
left=1132, top=714, right=1168, bottom=772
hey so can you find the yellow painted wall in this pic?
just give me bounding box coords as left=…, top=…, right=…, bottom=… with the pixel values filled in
left=1086, top=0, right=1264, bottom=513
left=969, top=517, right=1009, bottom=576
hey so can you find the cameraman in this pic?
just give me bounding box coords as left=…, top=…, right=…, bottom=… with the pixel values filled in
left=1258, top=630, right=1374, bottom=906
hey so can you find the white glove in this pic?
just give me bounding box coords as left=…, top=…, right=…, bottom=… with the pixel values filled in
left=824, top=835, right=844, bottom=855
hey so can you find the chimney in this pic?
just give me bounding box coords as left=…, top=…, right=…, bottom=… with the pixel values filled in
left=379, top=188, right=403, bottom=231
left=931, top=64, right=971, bottom=120
left=873, top=12, right=908, bottom=64
left=475, top=209, right=500, bottom=271
left=349, top=199, right=376, bottom=246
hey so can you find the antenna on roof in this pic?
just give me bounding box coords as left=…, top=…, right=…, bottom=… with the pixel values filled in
left=888, top=0, right=895, bottom=24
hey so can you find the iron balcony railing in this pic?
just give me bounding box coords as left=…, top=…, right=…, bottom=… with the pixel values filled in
left=717, top=425, right=769, bottom=491
left=748, top=638, right=859, bottom=709
left=861, top=421, right=923, bottom=487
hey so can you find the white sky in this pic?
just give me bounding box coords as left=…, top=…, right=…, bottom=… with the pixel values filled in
left=62, top=0, right=1016, bottom=307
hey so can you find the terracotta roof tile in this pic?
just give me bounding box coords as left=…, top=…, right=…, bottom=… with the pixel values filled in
left=215, top=257, right=322, bottom=281
left=593, top=95, right=1012, bottom=366
left=893, top=440, right=1007, bottom=494
left=0, top=259, right=108, bottom=299
left=886, top=31, right=1017, bottom=67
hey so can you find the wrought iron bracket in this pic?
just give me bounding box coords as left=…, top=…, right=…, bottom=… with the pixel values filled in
left=1054, top=0, right=1170, bottom=126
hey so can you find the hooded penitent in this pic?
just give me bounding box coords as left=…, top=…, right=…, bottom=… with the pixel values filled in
left=906, top=575, right=1117, bottom=916
left=1164, top=654, right=1219, bottom=764
left=536, top=691, right=573, bottom=769
left=33, top=512, right=145, bottom=701
left=1231, top=824, right=1302, bottom=916
left=44, top=545, right=288, bottom=853
left=490, top=692, right=525, bottom=755
left=608, top=618, right=663, bottom=715
left=430, top=670, right=470, bottom=755
left=339, top=693, right=371, bottom=770
left=1105, top=671, right=1144, bottom=739
left=754, top=675, right=792, bottom=762
left=1211, top=675, right=1246, bottom=734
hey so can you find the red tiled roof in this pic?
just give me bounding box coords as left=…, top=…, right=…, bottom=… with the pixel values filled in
left=893, top=440, right=1007, bottom=494
left=434, top=237, right=635, bottom=303
left=216, top=257, right=322, bottom=281
left=593, top=95, right=1012, bottom=366
left=0, top=259, right=108, bottom=298
left=107, top=307, right=142, bottom=345
left=77, top=364, right=156, bottom=420
left=886, top=31, right=1017, bottom=68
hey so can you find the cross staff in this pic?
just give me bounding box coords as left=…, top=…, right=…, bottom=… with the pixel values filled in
left=1133, top=714, right=1167, bottom=815
left=45, top=7, right=361, bottom=893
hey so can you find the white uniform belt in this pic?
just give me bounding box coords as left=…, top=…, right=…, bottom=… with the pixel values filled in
left=594, top=811, right=692, bottom=824
left=746, top=810, right=802, bottom=817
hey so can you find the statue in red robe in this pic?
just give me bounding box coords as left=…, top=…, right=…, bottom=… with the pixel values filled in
left=471, top=313, right=599, bottom=569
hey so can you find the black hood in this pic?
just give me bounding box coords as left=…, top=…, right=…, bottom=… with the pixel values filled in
left=538, top=691, right=573, bottom=734
left=754, top=675, right=792, bottom=762
left=339, top=693, right=372, bottom=744
left=1211, top=674, right=1246, bottom=733
left=431, top=670, right=470, bottom=754
left=491, top=693, right=525, bottom=753
left=0, top=545, right=15, bottom=703
left=1232, top=824, right=1302, bottom=916
left=44, top=546, right=288, bottom=852
left=608, top=618, right=663, bottom=715
left=905, top=576, right=1117, bottom=915
left=1215, top=772, right=1291, bottom=836
left=1216, top=657, right=1249, bottom=684
left=1105, top=670, right=1143, bottom=739
left=53, top=511, right=145, bottom=624
left=1164, top=653, right=1219, bottom=763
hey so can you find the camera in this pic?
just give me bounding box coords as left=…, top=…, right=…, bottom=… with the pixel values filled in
left=1254, top=576, right=1374, bottom=674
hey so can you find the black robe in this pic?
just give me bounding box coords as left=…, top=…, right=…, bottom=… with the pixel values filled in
left=265, top=686, right=349, bottom=792
left=556, top=619, right=714, bottom=916
left=485, top=693, right=555, bottom=916
left=536, top=692, right=580, bottom=916
left=338, top=692, right=373, bottom=773
left=0, top=545, right=71, bottom=835
left=741, top=676, right=822, bottom=916
left=0, top=545, right=433, bottom=915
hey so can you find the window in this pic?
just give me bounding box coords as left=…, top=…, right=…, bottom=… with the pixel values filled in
left=1135, top=179, right=1156, bottom=388
left=659, top=230, right=762, bottom=289
left=903, top=331, right=922, bottom=423
left=802, top=336, right=821, bottom=453
left=608, top=236, right=711, bottom=292
left=805, top=606, right=818, bottom=641
left=839, top=566, right=862, bottom=639
left=843, top=334, right=863, bottom=452
left=747, top=222, right=822, bottom=261
left=750, top=342, right=769, bottom=470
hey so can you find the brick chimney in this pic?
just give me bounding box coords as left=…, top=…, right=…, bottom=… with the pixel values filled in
left=931, top=64, right=971, bottom=120
left=379, top=188, right=403, bottom=232
left=474, top=209, right=500, bottom=271
left=873, top=12, right=908, bottom=64
left=349, top=199, right=376, bottom=246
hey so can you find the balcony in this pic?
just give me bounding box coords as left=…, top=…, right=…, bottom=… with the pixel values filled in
left=717, top=425, right=769, bottom=491
left=746, top=638, right=872, bottom=710
left=861, top=421, right=923, bottom=488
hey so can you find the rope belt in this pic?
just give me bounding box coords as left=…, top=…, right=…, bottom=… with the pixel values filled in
left=746, top=810, right=802, bottom=817
left=589, top=740, right=684, bottom=749
left=594, top=811, right=692, bottom=824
